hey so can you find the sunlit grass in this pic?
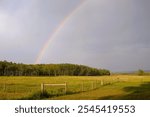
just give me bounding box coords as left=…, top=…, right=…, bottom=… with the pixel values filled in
left=0, top=75, right=150, bottom=100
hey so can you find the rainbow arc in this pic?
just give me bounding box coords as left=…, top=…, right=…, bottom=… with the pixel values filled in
left=35, top=0, right=87, bottom=64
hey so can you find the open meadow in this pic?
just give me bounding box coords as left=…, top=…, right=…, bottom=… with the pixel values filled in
left=0, top=75, right=150, bottom=100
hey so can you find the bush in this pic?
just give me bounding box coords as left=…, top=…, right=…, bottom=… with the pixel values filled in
left=137, top=69, right=145, bottom=76
left=25, top=91, right=50, bottom=100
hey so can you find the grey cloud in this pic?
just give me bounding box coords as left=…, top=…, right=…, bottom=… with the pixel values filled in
left=0, top=0, right=150, bottom=72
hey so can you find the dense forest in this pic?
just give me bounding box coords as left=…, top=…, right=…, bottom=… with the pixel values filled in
left=0, top=61, right=110, bottom=76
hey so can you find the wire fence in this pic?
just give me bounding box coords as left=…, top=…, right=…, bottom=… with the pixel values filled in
left=0, top=78, right=121, bottom=99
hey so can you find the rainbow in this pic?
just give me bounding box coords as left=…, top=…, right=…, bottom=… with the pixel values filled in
left=35, top=0, right=87, bottom=64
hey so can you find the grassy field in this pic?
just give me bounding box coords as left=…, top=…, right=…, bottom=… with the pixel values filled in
left=0, top=75, right=150, bottom=100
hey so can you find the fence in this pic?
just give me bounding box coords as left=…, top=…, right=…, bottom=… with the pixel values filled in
left=41, top=83, right=67, bottom=95
left=0, top=78, right=121, bottom=99
left=40, top=79, right=119, bottom=95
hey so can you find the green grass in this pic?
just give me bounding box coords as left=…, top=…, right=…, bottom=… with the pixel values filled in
left=0, top=75, right=150, bottom=100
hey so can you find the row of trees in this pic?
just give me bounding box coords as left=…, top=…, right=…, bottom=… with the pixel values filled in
left=0, top=61, right=110, bottom=76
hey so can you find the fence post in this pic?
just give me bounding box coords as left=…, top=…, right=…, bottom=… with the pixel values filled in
left=95, top=81, right=97, bottom=89
left=101, top=80, right=103, bottom=86
left=91, top=81, right=94, bottom=90
left=141, top=77, right=143, bottom=83
left=65, top=82, right=67, bottom=94
left=82, top=82, right=84, bottom=92
left=117, top=77, right=120, bottom=82
left=4, top=83, right=6, bottom=92
left=41, top=83, right=44, bottom=94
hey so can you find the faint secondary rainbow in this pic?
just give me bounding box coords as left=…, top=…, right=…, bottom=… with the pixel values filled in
left=35, top=0, right=87, bottom=64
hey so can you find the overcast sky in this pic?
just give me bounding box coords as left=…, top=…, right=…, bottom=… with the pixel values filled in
left=0, top=0, right=150, bottom=72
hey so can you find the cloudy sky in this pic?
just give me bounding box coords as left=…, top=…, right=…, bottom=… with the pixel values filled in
left=0, top=0, right=150, bottom=72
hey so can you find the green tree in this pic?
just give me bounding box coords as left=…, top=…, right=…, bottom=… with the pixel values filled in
left=0, top=61, right=110, bottom=76
left=137, top=69, right=145, bottom=76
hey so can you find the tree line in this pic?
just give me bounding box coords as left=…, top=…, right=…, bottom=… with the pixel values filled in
left=0, top=61, right=110, bottom=76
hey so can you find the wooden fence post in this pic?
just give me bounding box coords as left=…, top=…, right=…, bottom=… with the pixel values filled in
left=95, top=81, right=97, bottom=89
left=4, top=83, right=6, bottom=92
left=117, top=77, right=120, bottom=82
left=82, top=82, right=84, bottom=92
left=141, top=77, right=143, bottom=83
left=91, top=81, right=94, bottom=90
left=101, top=80, right=103, bottom=86
left=65, top=82, right=67, bottom=94
left=41, top=83, right=44, bottom=94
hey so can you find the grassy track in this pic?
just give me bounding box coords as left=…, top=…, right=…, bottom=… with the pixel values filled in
left=0, top=75, right=150, bottom=100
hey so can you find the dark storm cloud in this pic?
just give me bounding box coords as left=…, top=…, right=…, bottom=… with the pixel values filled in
left=0, top=0, right=150, bottom=72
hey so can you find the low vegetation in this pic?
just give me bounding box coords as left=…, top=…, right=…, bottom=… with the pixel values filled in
left=0, top=75, right=150, bottom=100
